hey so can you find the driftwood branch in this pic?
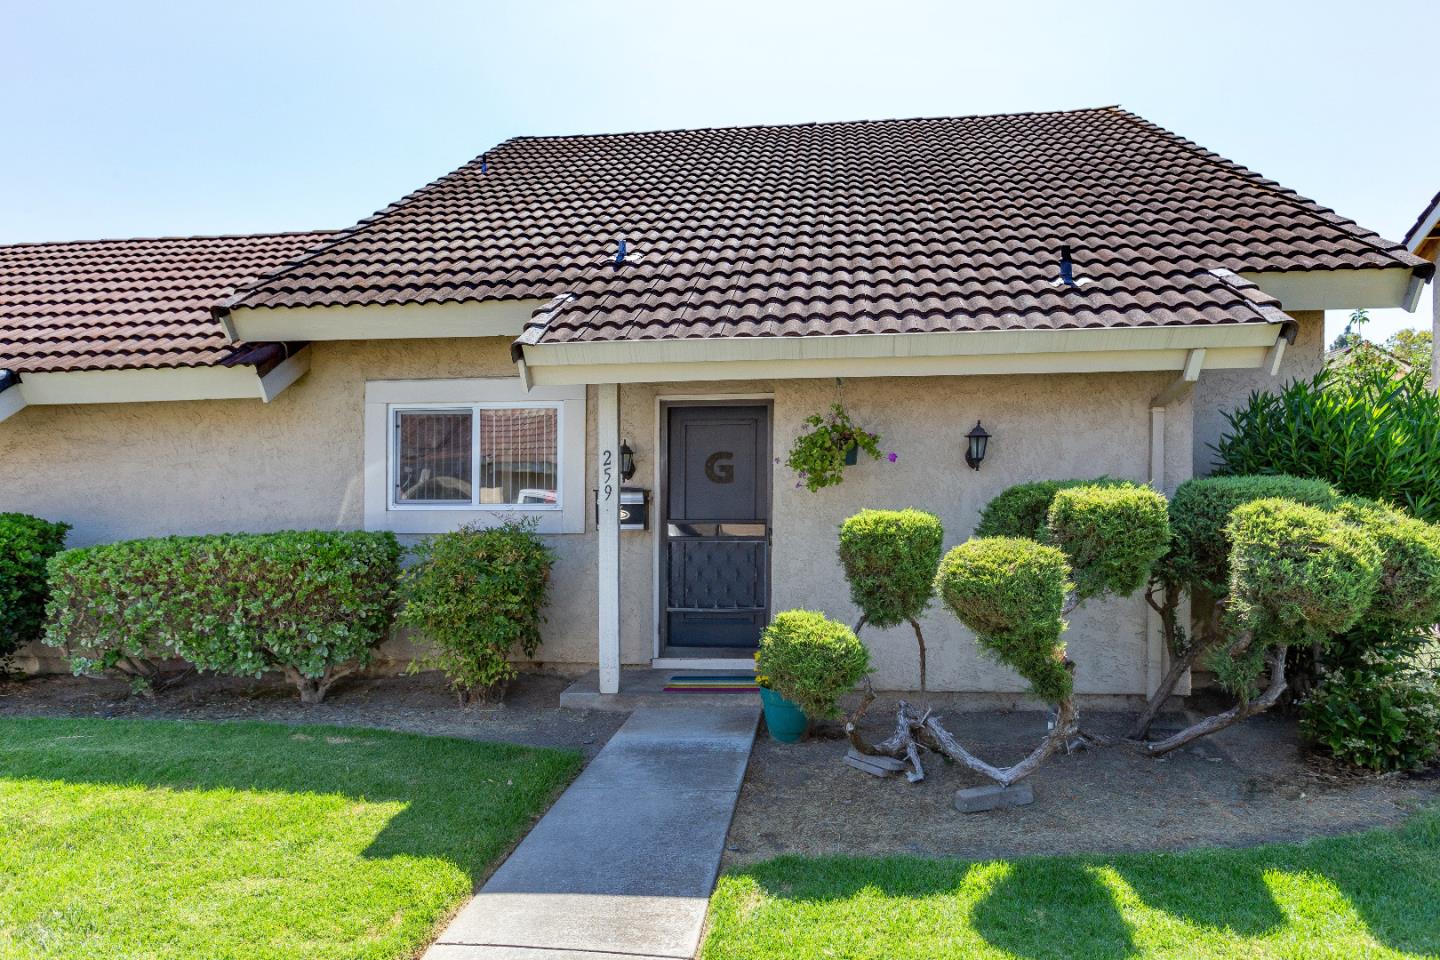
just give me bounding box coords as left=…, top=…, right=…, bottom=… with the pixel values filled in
left=1137, top=648, right=1288, bottom=756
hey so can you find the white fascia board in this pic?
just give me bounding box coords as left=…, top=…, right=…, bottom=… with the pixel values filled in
left=1406, top=203, right=1440, bottom=254
left=0, top=386, right=26, bottom=423
left=1238, top=267, right=1419, bottom=312
left=226, top=298, right=545, bottom=342
left=519, top=323, right=1282, bottom=385
left=18, top=357, right=310, bottom=406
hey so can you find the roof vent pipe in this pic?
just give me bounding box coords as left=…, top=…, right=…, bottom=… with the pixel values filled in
left=480, top=154, right=488, bottom=174
left=1059, top=245, right=1076, bottom=287
left=615, top=238, right=627, bottom=265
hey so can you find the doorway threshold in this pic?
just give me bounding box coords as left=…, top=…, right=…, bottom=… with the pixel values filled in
left=653, top=656, right=757, bottom=671
left=560, top=668, right=760, bottom=712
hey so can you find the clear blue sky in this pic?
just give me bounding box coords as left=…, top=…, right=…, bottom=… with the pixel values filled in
left=3, top=1, right=1434, bottom=343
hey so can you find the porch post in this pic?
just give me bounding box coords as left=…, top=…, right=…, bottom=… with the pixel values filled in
left=597, top=383, right=622, bottom=694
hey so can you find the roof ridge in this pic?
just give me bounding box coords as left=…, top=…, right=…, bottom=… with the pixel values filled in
left=0, top=229, right=336, bottom=251
left=1109, top=108, right=1425, bottom=269
left=503, top=105, right=1124, bottom=144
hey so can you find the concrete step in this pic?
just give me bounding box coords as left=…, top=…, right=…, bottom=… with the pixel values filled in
left=559, top=667, right=760, bottom=712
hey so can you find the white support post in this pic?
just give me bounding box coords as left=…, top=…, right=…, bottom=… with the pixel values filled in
left=597, top=383, right=622, bottom=694
left=1145, top=404, right=1166, bottom=696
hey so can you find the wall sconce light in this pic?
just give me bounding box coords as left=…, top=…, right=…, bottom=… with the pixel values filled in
left=964, top=421, right=990, bottom=471
left=620, top=439, right=636, bottom=481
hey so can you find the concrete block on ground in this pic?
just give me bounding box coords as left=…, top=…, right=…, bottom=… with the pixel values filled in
left=843, top=748, right=906, bottom=777
left=954, top=782, right=1034, bottom=813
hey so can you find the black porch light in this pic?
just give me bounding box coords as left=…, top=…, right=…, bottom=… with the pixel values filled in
left=620, top=439, right=636, bottom=481
left=964, top=421, right=990, bottom=471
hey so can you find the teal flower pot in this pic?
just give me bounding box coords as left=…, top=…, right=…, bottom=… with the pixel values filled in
left=760, top=687, right=809, bottom=742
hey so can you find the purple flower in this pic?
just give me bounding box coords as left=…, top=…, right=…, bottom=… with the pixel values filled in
left=886, top=451, right=899, bottom=463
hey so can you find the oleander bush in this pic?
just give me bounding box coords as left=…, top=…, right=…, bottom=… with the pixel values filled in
left=45, top=530, right=402, bottom=701
left=0, top=513, right=70, bottom=667
left=935, top=537, right=1072, bottom=703
left=399, top=520, right=555, bottom=704
left=1301, top=649, right=1440, bottom=772
left=756, top=610, right=871, bottom=721
left=1215, top=366, right=1440, bottom=523
left=838, top=508, right=943, bottom=689
left=1047, top=483, right=1170, bottom=601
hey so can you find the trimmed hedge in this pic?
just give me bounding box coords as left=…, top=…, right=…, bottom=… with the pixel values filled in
left=756, top=610, right=871, bottom=720
left=1301, top=651, right=1440, bottom=772
left=0, top=513, right=70, bottom=666
left=45, top=530, right=402, bottom=701
left=1164, top=474, right=1339, bottom=595
left=837, top=509, right=944, bottom=628
left=1330, top=498, right=1440, bottom=632
left=974, top=478, right=1120, bottom=540
left=1047, top=483, right=1170, bottom=601
left=399, top=520, right=555, bottom=703
left=935, top=537, right=1072, bottom=703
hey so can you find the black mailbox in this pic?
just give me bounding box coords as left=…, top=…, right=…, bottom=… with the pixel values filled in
left=595, top=487, right=650, bottom=531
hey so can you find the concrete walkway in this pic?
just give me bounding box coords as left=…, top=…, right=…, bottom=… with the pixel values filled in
left=424, top=704, right=759, bottom=960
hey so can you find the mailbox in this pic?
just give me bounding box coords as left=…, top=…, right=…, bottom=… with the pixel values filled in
left=595, top=487, right=650, bottom=531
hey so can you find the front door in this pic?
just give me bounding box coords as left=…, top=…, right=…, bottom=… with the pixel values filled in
left=662, top=404, right=771, bottom=655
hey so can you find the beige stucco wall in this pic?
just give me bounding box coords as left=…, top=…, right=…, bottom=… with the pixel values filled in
left=1191, top=310, right=1325, bottom=475
left=4, top=341, right=1194, bottom=695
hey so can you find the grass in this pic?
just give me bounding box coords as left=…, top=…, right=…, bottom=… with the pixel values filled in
left=703, top=809, right=1440, bottom=960
left=0, top=717, right=580, bottom=960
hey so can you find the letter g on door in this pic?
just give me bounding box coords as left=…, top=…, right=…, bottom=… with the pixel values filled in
left=704, top=450, right=735, bottom=484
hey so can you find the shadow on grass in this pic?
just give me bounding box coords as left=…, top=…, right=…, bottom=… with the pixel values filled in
left=727, top=808, right=1440, bottom=960
left=0, top=716, right=581, bottom=881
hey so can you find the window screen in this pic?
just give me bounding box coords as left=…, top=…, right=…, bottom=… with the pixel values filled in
left=395, top=409, right=473, bottom=503
left=391, top=404, right=560, bottom=508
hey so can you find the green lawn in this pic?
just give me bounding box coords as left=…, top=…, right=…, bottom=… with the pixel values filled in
left=0, top=717, right=580, bottom=960
left=703, top=809, right=1440, bottom=960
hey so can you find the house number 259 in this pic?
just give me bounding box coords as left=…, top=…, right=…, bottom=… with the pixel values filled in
left=601, top=449, right=614, bottom=502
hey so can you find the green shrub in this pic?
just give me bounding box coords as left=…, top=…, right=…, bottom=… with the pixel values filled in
left=1047, top=483, right=1170, bottom=601
left=934, top=537, right=1072, bottom=703
left=974, top=478, right=1119, bottom=540
left=1330, top=498, right=1440, bottom=632
left=45, top=531, right=401, bottom=702
left=399, top=521, right=555, bottom=703
left=1301, top=651, right=1440, bottom=772
left=1165, top=475, right=1339, bottom=595
left=1215, top=366, right=1440, bottom=522
left=755, top=610, right=871, bottom=720
left=1219, top=499, right=1382, bottom=695
left=838, top=509, right=943, bottom=626
left=0, top=514, right=70, bottom=666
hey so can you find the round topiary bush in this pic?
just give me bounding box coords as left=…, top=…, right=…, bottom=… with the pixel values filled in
left=934, top=537, right=1072, bottom=703
left=1164, top=474, right=1339, bottom=595
left=1227, top=498, right=1382, bottom=641
left=1046, top=482, right=1170, bottom=601
left=1330, top=498, right=1440, bottom=632
left=755, top=610, right=871, bottom=720
left=974, top=478, right=1119, bottom=540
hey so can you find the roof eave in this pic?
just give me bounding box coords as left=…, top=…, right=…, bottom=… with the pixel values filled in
left=218, top=298, right=548, bottom=343
left=5, top=349, right=311, bottom=411
left=1238, top=264, right=1433, bottom=313
left=515, top=321, right=1288, bottom=387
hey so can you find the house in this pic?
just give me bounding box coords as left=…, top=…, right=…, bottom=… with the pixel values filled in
left=2, top=107, right=1430, bottom=696
left=1402, top=189, right=1440, bottom=387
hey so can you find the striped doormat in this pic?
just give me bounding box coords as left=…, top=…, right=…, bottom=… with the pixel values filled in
left=663, top=674, right=759, bottom=693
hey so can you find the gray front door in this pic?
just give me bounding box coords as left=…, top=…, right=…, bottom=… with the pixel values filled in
left=662, top=404, right=771, bottom=654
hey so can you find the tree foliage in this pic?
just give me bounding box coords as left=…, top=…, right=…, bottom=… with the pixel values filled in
left=1047, top=483, right=1170, bottom=601
left=0, top=513, right=70, bottom=666
left=838, top=509, right=943, bottom=627
left=973, top=478, right=1118, bottom=540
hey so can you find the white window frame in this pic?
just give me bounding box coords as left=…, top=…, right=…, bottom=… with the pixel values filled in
left=365, top=378, right=586, bottom=534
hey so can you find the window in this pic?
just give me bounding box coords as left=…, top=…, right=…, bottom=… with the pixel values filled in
left=365, top=379, right=585, bottom=535
left=391, top=404, right=560, bottom=510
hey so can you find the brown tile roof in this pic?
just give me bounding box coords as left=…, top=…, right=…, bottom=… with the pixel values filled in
left=1, top=231, right=334, bottom=373
left=225, top=107, right=1426, bottom=347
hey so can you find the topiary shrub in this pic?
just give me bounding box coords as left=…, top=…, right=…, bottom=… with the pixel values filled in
left=1047, top=483, right=1170, bottom=601
left=1330, top=498, right=1440, bottom=632
left=838, top=509, right=943, bottom=689
left=1215, top=366, right=1440, bottom=522
left=1301, top=650, right=1440, bottom=772
left=935, top=537, right=1072, bottom=703
left=755, top=609, right=871, bottom=722
left=399, top=520, right=555, bottom=704
left=45, top=531, right=402, bottom=702
left=974, top=478, right=1120, bottom=540
left=0, top=513, right=70, bottom=668
left=1164, top=474, right=1340, bottom=595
